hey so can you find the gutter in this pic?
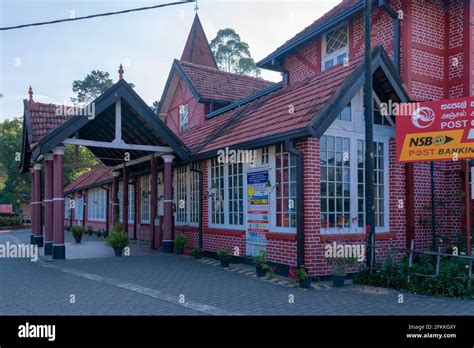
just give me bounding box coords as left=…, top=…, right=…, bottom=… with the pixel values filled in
left=284, top=140, right=304, bottom=268
left=190, top=163, right=203, bottom=248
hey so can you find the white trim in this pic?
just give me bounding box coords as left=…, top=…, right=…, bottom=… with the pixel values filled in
left=161, top=154, right=175, bottom=163
left=53, top=146, right=65, bottom=156
left=44, top=153, right=53, bottom=161
left=63, top=138, right=172, bottom=153
left=33, top=163, right=42, bottom=171
left=115, top=99, right=122, bottom=142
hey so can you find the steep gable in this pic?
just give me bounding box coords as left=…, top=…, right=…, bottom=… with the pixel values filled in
left=181, top=14, right=218, bottom=69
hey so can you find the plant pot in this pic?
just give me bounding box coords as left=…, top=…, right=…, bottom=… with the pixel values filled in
left=175, top=247, right=184, bottom=255
left=299, top=277, right=312, bottom=289
left=220, top=257, right=231, bottom=267
left=194, top=252, right=202, bottom=259
left=255, top=265, right=266, bottom=277
left=332, top=274, right=346, bottom=287
left=73, top=235, right=82, bottom=243
left=113, top=248, right=124, bottom=257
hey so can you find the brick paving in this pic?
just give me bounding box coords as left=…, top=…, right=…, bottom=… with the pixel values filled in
left=0, top=230, right=473, bottom=316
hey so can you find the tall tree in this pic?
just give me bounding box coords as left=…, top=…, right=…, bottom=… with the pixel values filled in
left=0, top=118, right=30, bottom=209
left=71, top=70, right=114, bottom=104
left=210, top=28, right=260, bottom=77
left=71, top=70, right=135, bottom=104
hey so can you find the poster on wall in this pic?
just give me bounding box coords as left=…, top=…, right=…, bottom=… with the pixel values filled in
left=246, top=169, right=270, bottom=257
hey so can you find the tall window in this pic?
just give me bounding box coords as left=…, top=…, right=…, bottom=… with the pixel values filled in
left=322, top=24, right=348, bottom=70
left=320, top=136, right=351, bottom=230
left=179, top=104, right=189, bottom=131
left=228, top=163, right=243, bottom=225
left=176, top=166, right=188, bottom=223
left=357, top=140, right=386, bottom=228
left=210, top=158, right=225, bottom=224
left=275, top=144, right=297, bottom=228
left=190, top=170, right=200, bottom=224
left=119, top=184, right=135, bottom=223
left=88, top=188, right=106, bottom=221
left=75, top=196, right=83, bottom=222
left=141, top=175, right=151, bottom=223
left=65, top=198, right=71, bottom=219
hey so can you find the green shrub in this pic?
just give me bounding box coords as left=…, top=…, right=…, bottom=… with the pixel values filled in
left=354, top=254, right=474, bottom=299
left=253, top=250, right=268, bottom=268
left=86, top=225, right=94, bottom=236
left=0, top=215, right=21, bottom=226
left=174, top=234, right=187, bottom=248
left=106, top=230, right=129, bottom=249
left=71, top=226, right=84, bottom=238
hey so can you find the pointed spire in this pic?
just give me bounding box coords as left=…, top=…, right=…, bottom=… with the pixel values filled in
left=194, top=0, right=199, bottom=14
left=180, top=14, right=218, bottom=69
left=28, top=86, right=34, bottom=103
left=118, top=64, right=124, bottom=80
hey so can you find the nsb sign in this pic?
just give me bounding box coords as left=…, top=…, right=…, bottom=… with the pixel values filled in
left=396, top=96, right=474, bottom=162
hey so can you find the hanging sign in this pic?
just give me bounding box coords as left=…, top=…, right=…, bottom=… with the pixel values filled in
left=396, top=96, right=474, bottom=162
left=246, top=169, right=270, bottom=257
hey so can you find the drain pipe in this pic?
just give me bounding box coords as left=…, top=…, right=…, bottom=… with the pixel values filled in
left=285, top=140, right=304, bottom=268
left=190, top=163, right=203, bottom=248
left=379, top=0, right=400, bottom=72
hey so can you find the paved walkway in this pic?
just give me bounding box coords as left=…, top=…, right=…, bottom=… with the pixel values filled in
left=0, top=230, right=473, bottom=315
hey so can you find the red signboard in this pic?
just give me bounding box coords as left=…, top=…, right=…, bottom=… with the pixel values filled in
left=0, top=204, right=13, bottom=214
left=396, top=96, right=474, bottom=162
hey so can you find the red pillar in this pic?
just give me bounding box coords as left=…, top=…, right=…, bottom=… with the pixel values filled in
left=112, top=172, right=120, bottom=228
left=161, top=155, right=174, bottom=253
left=123, top=165, right=129, bottom=235
left=31, top=163, right=43, bottom=246
left=150, top=155, right=158, bottom=250
left=43, top=154, right=54, bottom=255
left=52, top=147, right=65, bottom=259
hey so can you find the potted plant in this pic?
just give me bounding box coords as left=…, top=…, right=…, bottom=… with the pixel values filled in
left=253, top=250, right=269, bottom=277
left=326, top=256, right=357, bottom=287
left=289, top=266, right=312, bottom=288
left=217, top=250, right=232, bottom=267
left=86, top=225, right=94, bottom=236
left=106, top=224, right=130, bottom=257
left=191, top=246, right=203, bottom=259
left=71, top=226, right=84, bottom=243
left=96, top=230, right=103, bottom=238
left=174, top=234, right=187, bottom=255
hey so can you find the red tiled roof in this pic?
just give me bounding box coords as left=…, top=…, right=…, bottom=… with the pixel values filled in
left=260, top=0, right=362, bottom=65
left=181, top=14, right=218, bottom=69
left=178, top=60, right=275, bottom=103
left=180, top=57, right=361, bottom=154
left=28, top=101, right=72, bottom=144
left=64, top=167, right=113, bottom=193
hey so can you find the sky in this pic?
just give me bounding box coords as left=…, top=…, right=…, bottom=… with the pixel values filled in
left=0, top=0, right=341, bottom=121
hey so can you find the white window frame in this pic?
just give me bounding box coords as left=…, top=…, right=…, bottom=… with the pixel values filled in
left=322, top=23, right=349, bottom=71
left=118, top=183, right=135, bottom=224
left=179, top=104, right=189, bottom=131
left=87, top=188, right=106, bottom=222
left=174, top=165, right=200, bottom=227
left=320, top=90, right=392, bottom=234
left=75, top=196, right=83, bottom=223
left=140, top=175, right=151, bottom=223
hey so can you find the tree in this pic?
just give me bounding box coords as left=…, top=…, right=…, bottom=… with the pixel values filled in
left=210, top=28, right=260, bottom=77
left=71, top=70, right=114, bottom=104
left=71, top=70, right=135, bottom=104
left=0, top=118, right=31, bottom=209
left=150, top=100, right=160, bottom=114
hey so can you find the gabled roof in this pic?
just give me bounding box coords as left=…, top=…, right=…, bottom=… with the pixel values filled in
left=158, top=59, right=276, bottom=116
left=178, top=60, right=275, bottom=103
left=31, top=79, right=190, bottom=164
left=64, top=167, right=113, bottom=194
left=257, top=0, right=364, bottom=71
left=181, top=14, right=218, bottom=69
left=180, top=46, right=409, bottom=158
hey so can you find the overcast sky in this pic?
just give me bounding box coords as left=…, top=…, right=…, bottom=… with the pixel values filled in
left=0, top=0, right=341, bottom=121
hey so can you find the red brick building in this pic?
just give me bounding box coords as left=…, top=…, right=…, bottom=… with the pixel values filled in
left=21, top=1, right=473, bottom=275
